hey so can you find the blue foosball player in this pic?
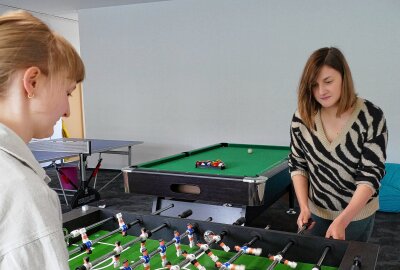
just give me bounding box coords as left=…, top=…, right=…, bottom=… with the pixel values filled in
left=159, top=239, right=168, bottom=266
left=141, top=248, right=150, bottom=270
left=215, top=261, right=245, bottom=270
left=173, top=230, right=182, bottom=256
left=79, top=228, right=92, bottom=254
left=122, top=259, right=132, bottom=270
left=116, top=213, right=128, bottom=236
left=186, top=223, right=195, bottom=248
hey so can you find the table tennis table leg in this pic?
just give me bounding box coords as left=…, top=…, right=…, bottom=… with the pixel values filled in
left=93, top=153, right=102, bottom=188
left=79, top=153, right=86, bottom=186
left=53, top=162, right=69, bottom=206
left=286, top=183, right=296, bottom=215
left=128, top=146, right=132, bottom=165
left=70, top=154, right=101, bottom=208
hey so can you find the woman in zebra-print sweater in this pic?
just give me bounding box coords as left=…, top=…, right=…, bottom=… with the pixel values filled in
left=289, top=47, right=388, bottom=242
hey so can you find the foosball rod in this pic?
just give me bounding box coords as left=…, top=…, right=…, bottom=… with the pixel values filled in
left=265, top=240, right=294, bottom=270
left=67, top=203, right=175, bottom=250
left=131, top=217, right=216, bottom=269
left=170, top=231, right=217, bottom=269
left=75, top=209, right=193, bottom=270
left=266, top=220, right=312, bottom=270
left=217, top=224, right=270, bottom=268
left=129, top=225, right=196, bottom=269
left=232, top=217, right=246, bottom=226
left=311, top=246, right=330, bottom=270
left=297, top=220, right=311, bottom=234
left=219, top=235, right=260, bottom=269
left=75, top=229, right=143, bottom=270
left=171, top=244, right=205, bottom=270
left=170, top=229, right=231, bottom=270
left=65, top=216, right=114, bottom=241
left=69, top=218, right=141, bottom=256
left=152, top=204, right=175, bottom=215
left=149, top=209, right=192, bottom=235
left=350, top=256, right=362, bottom=270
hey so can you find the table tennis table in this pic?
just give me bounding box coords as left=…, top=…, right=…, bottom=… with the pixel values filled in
left=29, top=138, right=143, bottom=208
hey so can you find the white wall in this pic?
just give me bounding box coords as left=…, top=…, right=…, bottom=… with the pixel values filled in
left=78, top=0, right=400, bottom=168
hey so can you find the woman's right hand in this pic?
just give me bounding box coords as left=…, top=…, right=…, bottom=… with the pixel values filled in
left=297, top=208, right=315, bottom=231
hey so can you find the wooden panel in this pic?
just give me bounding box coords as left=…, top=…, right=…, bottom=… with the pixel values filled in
left=62, top=83, right=84, bottom=138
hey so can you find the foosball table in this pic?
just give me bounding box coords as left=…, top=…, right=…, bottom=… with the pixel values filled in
left=63, top=206, right=378, bottom=270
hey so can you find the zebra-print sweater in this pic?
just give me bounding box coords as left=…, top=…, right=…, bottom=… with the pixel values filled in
left=288, top=98, right=388, bottom=221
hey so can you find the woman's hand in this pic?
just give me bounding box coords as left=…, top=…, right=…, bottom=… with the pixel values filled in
left=325, top=217, right=347, bottom=240
left=325, top=184, right=375, bottom=240
left=297, top=208, right=315, bottom=231
left=292, top=174, right=313, bottom=232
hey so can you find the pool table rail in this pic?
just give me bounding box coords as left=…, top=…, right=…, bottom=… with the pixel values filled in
left=123, top=167, right=268, bottom=206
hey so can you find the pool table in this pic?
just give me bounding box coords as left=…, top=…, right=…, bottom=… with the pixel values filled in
left=122, top=143, right=294, bottom=224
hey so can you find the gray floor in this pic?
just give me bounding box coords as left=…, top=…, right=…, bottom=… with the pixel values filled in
left=48, top=168, right=400, bottom=270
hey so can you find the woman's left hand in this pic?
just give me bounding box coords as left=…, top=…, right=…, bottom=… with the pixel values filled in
left=325, top=184, right=375, bottom=240
left=325, top=218, right=347, bottom=240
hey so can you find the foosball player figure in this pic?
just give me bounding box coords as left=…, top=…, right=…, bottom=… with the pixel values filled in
left=182, top=250, right=206, bottom=270
left=116, top=213, right=128, bottom=236
left=79, top=228, right=93, bottom=254
left=122, top=259, right=132, bottom=270
left=197, top=242, right=219, bottom=262
left=140, top=240, right=147, bottom=254
left=215, top=261, right=245, bottom=270
left=70, top=229, right=81, bottom=238
left=63, top=228, right=70, bottom=246
left=141, top=248, right=151, bottom=270
left=186, top=223, right=195, bottom=248
left=268, top=254, right=297, bottom=269
left=205, top=231, right=230, bottom=252
left=68, top=228, right=81, bottom=247
left=112, top=241, right=123, bottom=268
left=139, top=227, right=149, bottom=253
left=159, top=239, right=168, bottom=267
left=166, top=261, right=180, bottom=270
left=83, top=256, right=92, bottom=270
left=173, top=230, right=182, bottom=256
left=234, top=245, right=262, bottom=256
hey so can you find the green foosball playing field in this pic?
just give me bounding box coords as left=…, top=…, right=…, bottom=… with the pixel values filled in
left=68, top=230, right=338, bottom=270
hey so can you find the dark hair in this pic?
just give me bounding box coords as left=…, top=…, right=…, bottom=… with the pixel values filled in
left=297, top=47, right=357, bottom=130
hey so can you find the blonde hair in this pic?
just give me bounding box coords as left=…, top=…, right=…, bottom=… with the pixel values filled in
left=0, top=10, right=85, bottom=96
left=297, top=47, right=357, bottom=130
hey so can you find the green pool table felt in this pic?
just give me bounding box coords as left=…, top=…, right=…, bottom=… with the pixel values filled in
left=138, top=144, right=290, bottom=178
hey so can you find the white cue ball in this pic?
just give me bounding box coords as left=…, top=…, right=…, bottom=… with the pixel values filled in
left=247, top=148, right=253, bottom=154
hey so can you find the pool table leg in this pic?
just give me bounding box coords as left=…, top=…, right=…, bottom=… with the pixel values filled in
left=286, top=183, right=296, bottom=215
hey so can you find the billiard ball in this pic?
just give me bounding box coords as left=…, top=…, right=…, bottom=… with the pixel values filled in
left=248, top=148, right=253, bottom=154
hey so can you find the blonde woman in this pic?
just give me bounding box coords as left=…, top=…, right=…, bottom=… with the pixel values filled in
left=0, top=11, right=84, bottom=267
left=289, top=47, right=387, bottom=241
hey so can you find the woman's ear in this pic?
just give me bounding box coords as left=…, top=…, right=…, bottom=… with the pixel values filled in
left=22, top=67, right=41, bottom=97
